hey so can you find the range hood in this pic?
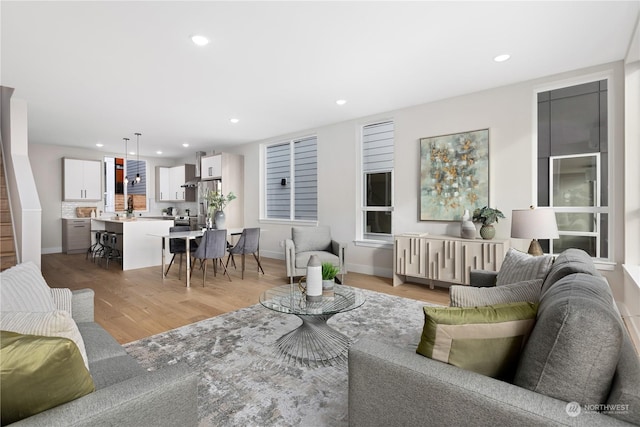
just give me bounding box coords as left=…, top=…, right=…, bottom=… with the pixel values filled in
left=181, top=151, right=206, bottom=187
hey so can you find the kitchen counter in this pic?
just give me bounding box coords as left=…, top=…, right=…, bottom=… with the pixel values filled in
left=91, top=218, right=174, bottom=270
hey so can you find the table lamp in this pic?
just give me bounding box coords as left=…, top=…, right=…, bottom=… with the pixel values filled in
left=511, top=206, right=559, bottom=256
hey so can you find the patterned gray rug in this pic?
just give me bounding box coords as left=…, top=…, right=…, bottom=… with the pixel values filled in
left=124, top=287, right=439, bottom=426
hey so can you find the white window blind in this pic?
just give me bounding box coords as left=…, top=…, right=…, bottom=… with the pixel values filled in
left=265, top=136, right=317, bottom=220
left=363, top=121, right=394, bottom=172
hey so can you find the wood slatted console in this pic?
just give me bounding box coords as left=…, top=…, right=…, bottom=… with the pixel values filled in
left=393, top=234, right=509, bottom=287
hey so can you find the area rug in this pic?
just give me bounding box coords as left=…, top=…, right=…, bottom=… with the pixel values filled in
left=124, top=288, right=440, bottom=426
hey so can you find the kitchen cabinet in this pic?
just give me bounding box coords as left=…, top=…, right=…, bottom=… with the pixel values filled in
left=393, top=234, right=509, bottom=287
left=63, top=158, right=101, bottom=201
left=200, top=153, right=244, bottom=229
left=155, top=164, right=196, bottom=202
left=200, top=154, right=222, bottom=180
left=62, top=218, right=91, bottom=254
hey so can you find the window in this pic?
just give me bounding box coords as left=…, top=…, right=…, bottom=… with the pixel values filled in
left=265, top=136, right=317, bottom=221
left=362, top=121, right=394, bottom=241
left=538, top=80, right=609, bottom=259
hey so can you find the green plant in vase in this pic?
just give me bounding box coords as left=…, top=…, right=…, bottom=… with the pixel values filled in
left=472, top=206, right=505, bottom=240
left=321, top=262, right=340, bottom=299
left=201, top=189, right=236, bottom=229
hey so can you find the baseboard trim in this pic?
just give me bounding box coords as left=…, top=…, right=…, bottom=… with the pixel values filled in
left=42, top=247, right=62, bottom=254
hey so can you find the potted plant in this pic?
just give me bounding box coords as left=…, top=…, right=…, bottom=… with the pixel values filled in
left=202, top=189, right=236, bottom=229
left=472, top=206, right=505, bottom=240
left=321, top=262, right=340, bottom=300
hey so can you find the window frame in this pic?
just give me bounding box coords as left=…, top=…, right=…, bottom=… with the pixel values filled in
left=358, top=120, right=395, bottom=245
left=549, top=152, right=608, bottom=258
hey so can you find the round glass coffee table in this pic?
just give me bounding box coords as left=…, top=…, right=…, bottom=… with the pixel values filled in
left=260, top=284, right=365, bottom=367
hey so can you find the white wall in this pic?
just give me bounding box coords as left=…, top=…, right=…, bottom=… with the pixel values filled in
left=28, top=143, right=178, bottom=253
left=235, top=61, right=625, bottom=280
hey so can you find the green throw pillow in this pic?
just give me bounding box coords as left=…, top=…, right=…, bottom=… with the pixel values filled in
left=416, top=302, right=538, bottom=381
left=0, top=330, right=95, bottom=425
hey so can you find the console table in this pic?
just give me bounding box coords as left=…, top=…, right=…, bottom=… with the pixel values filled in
left=393, top=234, right=509, bottom=287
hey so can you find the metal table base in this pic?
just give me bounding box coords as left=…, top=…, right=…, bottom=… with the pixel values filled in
left=275, top=314, right=350, bottom=367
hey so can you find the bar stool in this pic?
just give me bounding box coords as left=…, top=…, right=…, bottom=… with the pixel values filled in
left=86, top=230, right=104, bottom=261
left=104, top=232, right=122, bottom=269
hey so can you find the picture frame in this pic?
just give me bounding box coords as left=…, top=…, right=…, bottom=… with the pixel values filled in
left=419, top=129, right=489, bottom=221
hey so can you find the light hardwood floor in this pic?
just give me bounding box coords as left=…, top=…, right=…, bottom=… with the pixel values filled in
left=41, top=253, right=450, bottom=344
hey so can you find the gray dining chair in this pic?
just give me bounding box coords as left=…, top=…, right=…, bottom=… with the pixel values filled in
left=166, top=225, right=197, bottom=278
left=226, top=227, right=264, bottom=279
left=191, top=229, right=231, bottom=285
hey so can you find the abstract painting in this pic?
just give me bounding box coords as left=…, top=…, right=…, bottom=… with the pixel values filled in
left=420, top=129, right=489, bottom=221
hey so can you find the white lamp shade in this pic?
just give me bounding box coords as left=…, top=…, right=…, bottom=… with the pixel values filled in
left=511, top=208, right=559, bottom=239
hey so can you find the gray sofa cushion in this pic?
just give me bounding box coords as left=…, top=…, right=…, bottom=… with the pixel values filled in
left=541, top=248, right=600, bottom=296
left=77, top=322, right=127, bottom=363
left=450, top=279, right=543, bottom=307
left=292, top=226, right=332, bottom=253
left=513, top=273, right=624, bottom=405
left=496, top=249, right=553, bottom=286
left=606, top=334, right=640, bottom=424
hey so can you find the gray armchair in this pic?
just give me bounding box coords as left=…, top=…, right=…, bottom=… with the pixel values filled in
left=284, top=226, right=346, bottom=284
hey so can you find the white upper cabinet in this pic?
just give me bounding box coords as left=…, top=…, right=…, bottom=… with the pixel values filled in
left=63, top=158, right=102, bottom=201
left=201, top=154, right=222, bottom=180
left=155, top=164, right=195, bottom=202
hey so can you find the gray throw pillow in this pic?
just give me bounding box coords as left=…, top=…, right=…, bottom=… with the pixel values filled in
left=513, top=273, right=623, bottom=405
left=496, top=248, right=553, bottom=286
left=450, top=279, right=543, bottom=307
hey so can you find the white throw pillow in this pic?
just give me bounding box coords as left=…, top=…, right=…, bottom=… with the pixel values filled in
left=496, top=248, right=553, bottom=286
left=450, top=279, right=543, bottom=307
left=0, top=262, right=55, bottom=312
left=0, top=310, right=89, bottom=370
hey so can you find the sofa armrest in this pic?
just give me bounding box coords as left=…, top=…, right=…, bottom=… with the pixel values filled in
left=348, top=338, right=627, bottom=427
left=71, top=289, right=95, bottom=323
left=470, top=269, right=498, bottom=287
left=12, top=362, right=198, bottom=427
left=330, top=240, right=346, bottom=271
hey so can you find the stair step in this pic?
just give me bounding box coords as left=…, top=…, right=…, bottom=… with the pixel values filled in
left=0, top=223, right=13, bottom=237
left=1, top=236, right=15, bottom=253
left=0, top=254, right=17, bottom=272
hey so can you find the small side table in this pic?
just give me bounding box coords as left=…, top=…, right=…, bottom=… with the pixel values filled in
left=260, top=284, right=365, bottom=367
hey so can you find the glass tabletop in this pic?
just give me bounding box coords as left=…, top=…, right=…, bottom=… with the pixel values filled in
left=260, top=284, right=365, bottom=316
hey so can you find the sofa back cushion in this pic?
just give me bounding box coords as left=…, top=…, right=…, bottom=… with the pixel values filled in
left=495, top=249, right=553, bottom=286
left=513, top=273, right=623, bottom=405
left=541, top=248, right=600, bottom=296
left=0, top=262, right=55, bottom=312
left=292, top=226, right=332, bottom=253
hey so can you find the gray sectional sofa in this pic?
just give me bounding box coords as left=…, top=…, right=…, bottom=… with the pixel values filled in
left=349, top=249, right=640, bottom=426
left=2, top=263, right=198, bottom=426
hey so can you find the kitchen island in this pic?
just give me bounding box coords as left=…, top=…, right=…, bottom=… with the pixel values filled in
left=91, top=217, right=173, bottom=270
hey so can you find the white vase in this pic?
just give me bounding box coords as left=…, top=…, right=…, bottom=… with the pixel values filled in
left=460, top=209, right=476, bottom=239
left=214, top=210, right=226, bottom=229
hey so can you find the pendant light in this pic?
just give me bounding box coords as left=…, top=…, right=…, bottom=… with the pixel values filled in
left=123, top=137, right=130, bottom=185
left=135, top=133, right=141, bottom=183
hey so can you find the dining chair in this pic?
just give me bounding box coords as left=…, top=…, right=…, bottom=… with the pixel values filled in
left=191, top=229, right=231, bottom=285
left=226, top=227, right=264, bottom=279
left=166, top=225, right=197, bottom=278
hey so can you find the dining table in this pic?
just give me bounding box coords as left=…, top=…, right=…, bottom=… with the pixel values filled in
left=151, top=228, right=244, bottom=287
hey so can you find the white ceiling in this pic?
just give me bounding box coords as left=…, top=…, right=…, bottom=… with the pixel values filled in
left=2, top=1, right=638, bottom=159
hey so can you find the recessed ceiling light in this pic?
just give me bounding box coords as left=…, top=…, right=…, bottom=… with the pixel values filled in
left=182, top=143, right=189, bottom=148
left=230, top=118, right=239, bottom=124
left=95, top=143, right=103, bottom=147
left=129, top=151, right=136, bottom=155
left=336, top=99, right=347, bottom=106
left=191, top=35, right=209, bottom=46
left=494, top=54, right=511, bottom=63
left=156, top=151, right=163, bottom=155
